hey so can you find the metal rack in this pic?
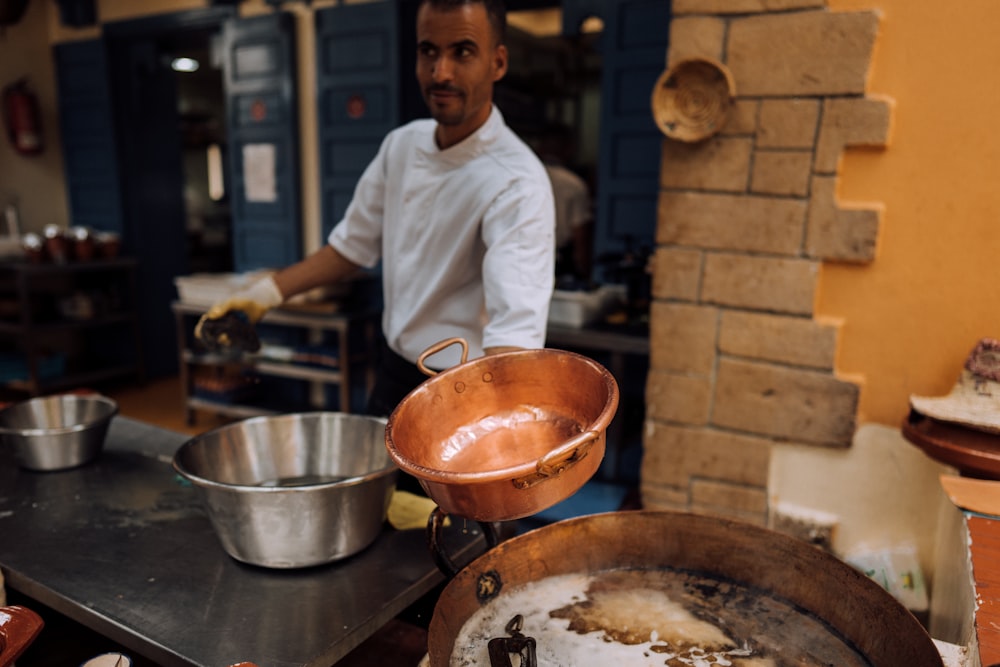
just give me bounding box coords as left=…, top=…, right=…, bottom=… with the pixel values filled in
left=172, top=301, right=378, bottom=424
left=0, top=258, right=143, bottom=396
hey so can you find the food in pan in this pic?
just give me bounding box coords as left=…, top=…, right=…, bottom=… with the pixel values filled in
left=450, top=568, right=872, bottom=667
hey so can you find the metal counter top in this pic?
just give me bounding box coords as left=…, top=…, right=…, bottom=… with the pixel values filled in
left=0, top=417, right=483, bottom=667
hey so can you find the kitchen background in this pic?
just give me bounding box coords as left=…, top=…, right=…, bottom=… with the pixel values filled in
left=1, top=0, right=999, bottom=659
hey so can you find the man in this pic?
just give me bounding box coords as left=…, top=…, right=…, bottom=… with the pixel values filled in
left=197, top=0, right=555, bottom=418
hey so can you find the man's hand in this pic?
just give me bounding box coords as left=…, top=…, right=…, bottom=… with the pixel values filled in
left=194, top=274, right=284, bottom=353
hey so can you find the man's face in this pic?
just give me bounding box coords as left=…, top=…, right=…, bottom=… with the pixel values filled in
left=416, top=2, right=508, bottom=148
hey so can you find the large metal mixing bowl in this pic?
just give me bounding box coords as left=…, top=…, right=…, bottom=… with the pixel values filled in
left=173, top=412, right=397, bottom=569
left=0, top=394, right=118, bottom=471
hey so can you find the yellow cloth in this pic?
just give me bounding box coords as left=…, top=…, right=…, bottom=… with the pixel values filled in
left=387, top=490, right=445, bottom=530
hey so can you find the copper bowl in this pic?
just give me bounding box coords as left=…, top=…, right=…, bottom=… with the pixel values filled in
left=385, top=339, right=619, bottom=522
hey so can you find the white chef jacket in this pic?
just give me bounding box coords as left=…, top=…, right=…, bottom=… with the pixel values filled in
left=328, top=106, right=555, bottom=369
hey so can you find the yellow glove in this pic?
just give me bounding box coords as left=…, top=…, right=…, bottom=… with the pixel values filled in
left=194, top=274, right=283, bottom=352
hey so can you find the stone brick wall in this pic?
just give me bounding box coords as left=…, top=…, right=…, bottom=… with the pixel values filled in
left=642, top=1, right=893, bottom=525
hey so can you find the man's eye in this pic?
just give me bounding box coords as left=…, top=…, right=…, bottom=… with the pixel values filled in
left=418, top=45, right=436, bottom=58
left=456, top=46, right=473, bottom=58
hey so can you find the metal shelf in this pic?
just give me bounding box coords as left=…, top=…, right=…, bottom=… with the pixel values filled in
left=181, top=351, right=347, bottom=383
left=173, top=301, right=377, bottom=425
left=3, top=364, right=139, bottom=395
left=0, top=312, right=135, bottom=335
left=0, top=259, right=143, bottom=396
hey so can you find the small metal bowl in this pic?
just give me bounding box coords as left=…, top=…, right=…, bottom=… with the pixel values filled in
left=0, top=394, right=118, bottom=471
left=173, top=412, right=397, bottom=569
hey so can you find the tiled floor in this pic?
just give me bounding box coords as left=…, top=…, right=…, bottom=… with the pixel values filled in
left=105, top=374, right=232, bottom=437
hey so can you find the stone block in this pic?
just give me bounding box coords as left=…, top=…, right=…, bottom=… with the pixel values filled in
left=646, top=369, right=712, bottom=425
left=727, top=10, right=879, bottom=96
left=649, top=302, right=718, bottom=374
left=673, top=0, right=824, bottom=14
left=657, top=191, right=807, bottom=256
left=815, top=96, right=894, bottom=173
left=651, top=247, right=702, bottom=301
left=750, top=149, right=812, bottom=196
left=639, top=482, right=689, bottom=511
left=659, top=136, right=752, bottom=192
left=690, top=478, right=769, bottom=521
left=668, top=16, right=726, bottom=64
left=757, top=98, right=821, bottom=149
left=701, top=253, right=818, bottom=315
left=806, top=175, right=881, bottom=262
left=719, top=310, right=839, bottom=369
left=712, top=358, right=859, bottom=446
left=693, top=503, right=769, bottom=526
left=721, top=99, right=759, bottom=136
left=641, top=422, right=772, bottom=487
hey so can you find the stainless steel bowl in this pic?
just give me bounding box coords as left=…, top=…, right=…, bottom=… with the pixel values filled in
left=0, top=394, right=118, bottom=471
left=173, top=412, right=398, bottom=569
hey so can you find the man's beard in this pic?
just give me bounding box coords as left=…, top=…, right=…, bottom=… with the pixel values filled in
left=425, top=85, right=465, bottom=125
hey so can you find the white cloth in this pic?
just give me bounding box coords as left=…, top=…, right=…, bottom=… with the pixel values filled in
left=545, top=164, right=592, bottom=249
left=328, top=106, right=555, bottom=368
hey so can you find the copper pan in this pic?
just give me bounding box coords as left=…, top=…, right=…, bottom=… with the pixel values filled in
left=427, top=511, right=944, bottom=667
left=384, top=338, right=619, bottom=523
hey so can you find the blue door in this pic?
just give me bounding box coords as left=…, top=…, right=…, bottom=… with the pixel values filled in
left=54, top=40, right=125, bottom=237
left=594, top=0, right=671, bottom=265
left=221, top=12, right=303, bottom=270
left=315, top=1, right=401, bottom=239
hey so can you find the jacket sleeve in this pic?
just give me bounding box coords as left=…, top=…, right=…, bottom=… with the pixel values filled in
left=326, top=135, right=391, bottom=269
left=480, top=176, right=556, bottom=350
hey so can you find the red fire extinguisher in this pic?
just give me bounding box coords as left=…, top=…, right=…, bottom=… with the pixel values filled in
left=2, top=78, right=43, bottom=156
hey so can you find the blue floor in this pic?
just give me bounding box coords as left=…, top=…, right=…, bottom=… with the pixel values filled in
left=514, top=432, right=643, bottom=534
left=516, top=479, right=631, bottom=533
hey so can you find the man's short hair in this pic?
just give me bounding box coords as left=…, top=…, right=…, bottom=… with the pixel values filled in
left=419, top=0, right=507, bottom=45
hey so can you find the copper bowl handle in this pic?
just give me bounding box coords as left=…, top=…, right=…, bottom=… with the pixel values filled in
left=512, top=430, right=599, bottom=489
left=417, top=337, right=469, bottom=377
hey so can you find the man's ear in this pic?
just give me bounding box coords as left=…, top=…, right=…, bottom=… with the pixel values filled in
left=493, top=44, right=508, bottom=82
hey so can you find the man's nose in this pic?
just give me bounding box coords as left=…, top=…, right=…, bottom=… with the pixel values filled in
left=432, top=56, right=454, bottom=82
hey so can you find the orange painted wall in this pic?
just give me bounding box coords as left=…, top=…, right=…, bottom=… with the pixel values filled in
left=820, top=0, right=1000, bottom=426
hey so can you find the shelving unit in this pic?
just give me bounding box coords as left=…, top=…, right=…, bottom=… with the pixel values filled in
left=0, top=258, right=144, bottom=396
left=172, top=301, right=378, bottom=425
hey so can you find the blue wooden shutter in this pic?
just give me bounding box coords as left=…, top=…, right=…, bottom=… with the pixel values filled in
left=221, top=12, right=303, bottom=271
left=593, top=0, right=671, bottom=266
left=54, top=39, right=125, bottom=237
left=315, top=1, right=400, bottom=240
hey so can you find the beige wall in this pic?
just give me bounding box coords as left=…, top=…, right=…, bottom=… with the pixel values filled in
left=0, top=0, right=68, bottom=234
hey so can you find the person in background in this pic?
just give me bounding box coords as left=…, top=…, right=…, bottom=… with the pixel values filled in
left=538, top=123, right=594, bottom=285
left=196, top=0, right=555, bottom=418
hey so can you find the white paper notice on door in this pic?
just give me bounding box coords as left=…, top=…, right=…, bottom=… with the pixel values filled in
left=243, top=143, right=278, bottom=203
